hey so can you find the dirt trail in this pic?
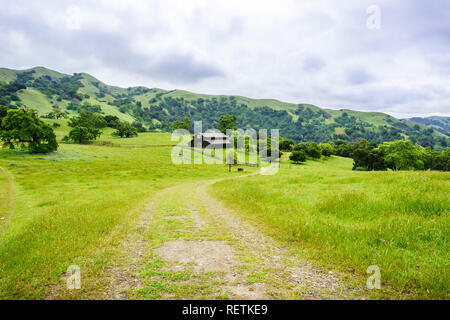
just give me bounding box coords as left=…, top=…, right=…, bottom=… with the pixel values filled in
left=106, top=173, right=365, bottom=300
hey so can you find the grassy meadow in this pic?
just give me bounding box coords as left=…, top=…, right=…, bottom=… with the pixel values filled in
left=0, top=126, right=448, bottom=299
left=0, top=132, right=233, bottom=299
left=211, top=156, right=449, bottom=299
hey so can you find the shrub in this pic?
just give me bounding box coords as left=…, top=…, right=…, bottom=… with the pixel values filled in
left=64, top=126, right=101, bottom=144
left=172, top=117, right=192, bottom=132
left=289, top=150, right=307, bottom=164
left=319, top=143, right=335, bottom=157
left=307, top=142, right=322, bottom=159
left=112, top=121, right=138, bottom=138
left=280, top=138, right=294, bottom=151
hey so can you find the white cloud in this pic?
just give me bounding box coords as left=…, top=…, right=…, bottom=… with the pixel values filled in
left=0, top=0, right=449, bottom=117
left=66, top=5, right=81, bottom=30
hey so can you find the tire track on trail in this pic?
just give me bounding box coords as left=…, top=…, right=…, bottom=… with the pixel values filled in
left=102, top=173, right=366, bottom=300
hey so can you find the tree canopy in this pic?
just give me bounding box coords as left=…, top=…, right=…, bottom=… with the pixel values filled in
left=172, top=117, right=192, bottom=132
left=348, top=139, right=449, bottom=171
left=289, top=150, right=307, bottom=164
left=319, top=143, right=335, bottom=157
left=279, top=137, right=294, bottom=151
left=63, top=110, right=103, bottom=143
left=218, top=115, right=237, bottom=133
left=112, top=121, right=138, bottom=138
left=0, top=107, right=58, bottom=153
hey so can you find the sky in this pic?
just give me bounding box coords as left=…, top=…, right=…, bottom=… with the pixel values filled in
left=0, top=0, right=449, bottom=118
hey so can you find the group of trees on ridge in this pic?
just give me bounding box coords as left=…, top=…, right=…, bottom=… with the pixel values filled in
left=14, top=70, right=85, bottom=102
left=62, top=110, right=143, bottom=143
left=126, top=95, right=447, bottom=150
left=173, top=115, right=449, bottom=171
left=0, top=105, right=147, bottom=152
left=349, top=139, right=449, bottom=171
left=0, top=102, right=449, bottom=172
left=0, top=81, right=26, bottom=106
left=1, top=72, right=449, bottom=154
left=66, top=81, right=446, bottom=150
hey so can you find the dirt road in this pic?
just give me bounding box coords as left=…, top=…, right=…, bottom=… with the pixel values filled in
left=106, top=174, right=365, bottom=299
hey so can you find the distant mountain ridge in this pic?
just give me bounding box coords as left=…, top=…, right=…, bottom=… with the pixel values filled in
left=0, top=66, right=448, bottom=149
left=406, top=116, right=450, bottom=135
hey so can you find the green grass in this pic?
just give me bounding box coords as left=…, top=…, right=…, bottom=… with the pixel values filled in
left=0, top=134, right=232, bottom=299
left=0, top=130, right=448, bottom=299
left=82, top=97, right=136, bottom=123
left=0, top=68, right=17, bottom=83
left=99, top=132, right=175, bottom=146
left=0, top=167, right=13, bottom=229
left=211, top=156, right=450, bottom=299
left=40, top=119, right=173, bottom=145
left=17, top=89, right=54, bottom=114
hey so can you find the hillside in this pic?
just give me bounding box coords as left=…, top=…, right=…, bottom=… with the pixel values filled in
left=407, top=116, right=450, bottom=135
left=0, top=66, right=448, bottom=149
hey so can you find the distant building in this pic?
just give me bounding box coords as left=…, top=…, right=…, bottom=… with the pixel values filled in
left=189, top=132, right=231, bottom=148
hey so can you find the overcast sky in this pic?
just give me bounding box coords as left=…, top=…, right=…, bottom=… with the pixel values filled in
left=1, top=0, right=449, bottom=118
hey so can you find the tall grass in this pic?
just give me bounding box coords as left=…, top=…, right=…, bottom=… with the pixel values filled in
left=0, top=140, right=231, bottom=299
left=211, top=157, right=449, bottom=299
left=0, top=168, right=12, bottom=224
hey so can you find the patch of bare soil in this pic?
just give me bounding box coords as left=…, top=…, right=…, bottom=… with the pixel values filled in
left=222, top=283, right=270, bottom=300
left=154, top=240, right=235, bottom=272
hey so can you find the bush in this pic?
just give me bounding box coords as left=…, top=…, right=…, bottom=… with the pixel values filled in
left=279, top=138, right=294, bottom=151
left=333, top=140, right=353, bottom=157
left=64, top=126, right=101, bottom=144
left=319, top=143, right=335, bottom=157
left=172, top=117, right=192, bottom=132
left=289, top=150, right=307, bottom=164
left=293, top=142, right=309, bottom=152
left=69, top=110, right=106, bottom=129
left=103, top=115, right=121, bottom=129
left=64, top=111, right=104, bottom=144
left=293, top=142, right=322, bottom=159
left=112, top=121, right=138, bottom=138
left=307, top=142, right=322, bottom=159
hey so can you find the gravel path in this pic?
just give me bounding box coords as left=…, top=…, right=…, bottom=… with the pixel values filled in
left=106, top=174, right=365, bottom=300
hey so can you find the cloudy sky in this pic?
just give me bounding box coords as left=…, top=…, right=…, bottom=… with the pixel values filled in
left=1, top=0, right=449, bottom=118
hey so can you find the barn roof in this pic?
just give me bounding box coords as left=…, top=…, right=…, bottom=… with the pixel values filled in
left=197, top=132, right=228, bottom=138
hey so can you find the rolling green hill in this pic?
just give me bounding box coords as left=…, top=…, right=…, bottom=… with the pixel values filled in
left=0, top=66, right=448, bottom=149
left=407, top=116, right=450, bottom=135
